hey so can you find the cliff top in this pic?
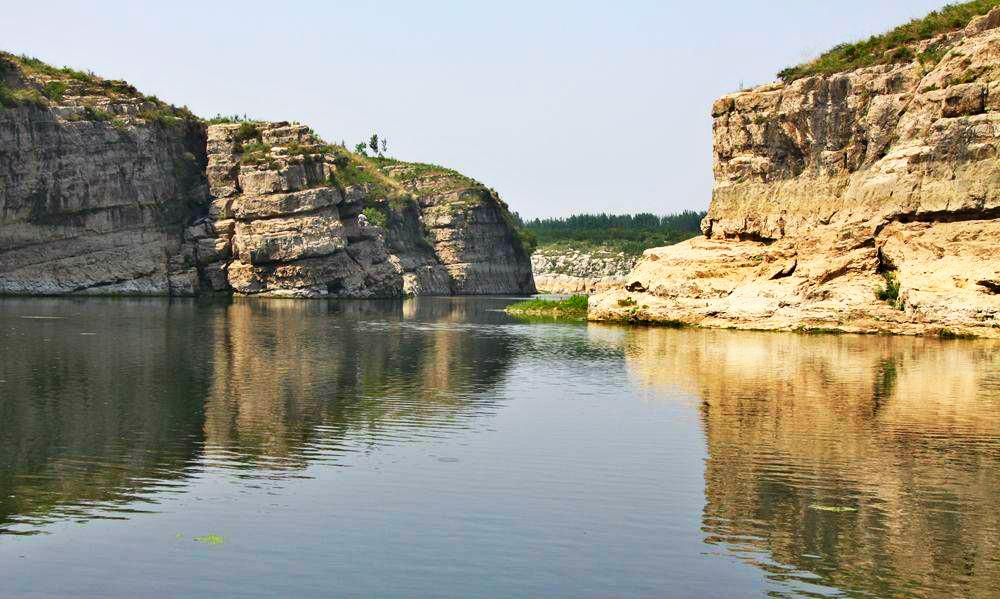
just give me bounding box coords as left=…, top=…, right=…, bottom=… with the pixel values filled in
left=0, top=51, right=197, bottom=125
left=777, top=0, right=1000, bottom=82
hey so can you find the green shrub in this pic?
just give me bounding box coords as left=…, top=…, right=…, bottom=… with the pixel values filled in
left=285, top=142, right=335, bottom=157
left=362, top=206, right=388, bottom=228
left=329, top=162, right=386, bottom=193
left=778, top=0, right=1000, bottom=82
left=41, top=81, right=67, bottom=101
left=239, top=141, right=272, bottom=165
left=516, top=228, right=538, bottom=255
left=875, top=271, right=903, bottom=308
left=234, top=122, right=262, bottom=144
left=0, top=83, right=17, bottom=108
left=136, top=108, right=176, bottom=126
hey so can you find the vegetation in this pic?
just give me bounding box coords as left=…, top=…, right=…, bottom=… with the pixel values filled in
left=0, top=83, right=47, bottom=108
left=205, top=113, right=258, bottom=125
left=875, top=271, right=903, bottom=308
left=362, top=206, right=388, bottom=228
left=937, top=328, right=978, bottom=339
left=239, top=141, right=273, bottom=165
left=234, top=122, right=262, bottom=145
left=519, top=211, right=705, bottom=256
left=0, top=51, right=198, bottom=124
left=353, top=132, right=389, bottom=158
left=777, top=0, right=1000, bottom=82
left=192, top=534, right=224, bottom=545
left=505, top=295, right=589, bottom=320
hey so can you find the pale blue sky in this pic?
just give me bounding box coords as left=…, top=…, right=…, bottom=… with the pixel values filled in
left=3, top=1, right=949, bottom=217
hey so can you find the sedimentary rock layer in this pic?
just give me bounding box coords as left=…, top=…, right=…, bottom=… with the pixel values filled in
left=0, top=53, right=534, bottom=298
left=591, top=8, right=1000, bottom=337
left=192, top=123, right=535, bottom=298
left=0, top=55, right=206, bottom=295
left=531, top=247, right=637, bottom=294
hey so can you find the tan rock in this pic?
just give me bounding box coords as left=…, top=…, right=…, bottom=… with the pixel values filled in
left=592, top=21, right=1000, bottom=337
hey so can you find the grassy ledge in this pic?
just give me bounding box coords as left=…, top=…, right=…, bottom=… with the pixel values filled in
left=778, top=0, right=1000, bottom=82
left=505, top=295, right=588, bottom=320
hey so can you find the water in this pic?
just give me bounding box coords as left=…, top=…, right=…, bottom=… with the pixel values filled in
left=1, top=297, right=998, bottom=599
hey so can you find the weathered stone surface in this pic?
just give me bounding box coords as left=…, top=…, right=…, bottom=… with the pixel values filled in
left=531, top=247, right=638, bottom=294
left=0, top=57, right=207, bottom=296
left=199, top=122, right=403, bottom=297
left=0, top=55, right=535, bottom=299
left=198, top=122, right=535, bottom=297
left=383, top=166, right=536, bottom=295
left=591, top=12, right=1000, bottom=337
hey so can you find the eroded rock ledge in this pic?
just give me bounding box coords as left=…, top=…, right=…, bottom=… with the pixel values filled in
left=590, top=9, right=1000, bottom=337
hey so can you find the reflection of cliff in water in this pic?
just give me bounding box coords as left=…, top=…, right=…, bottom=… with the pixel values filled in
left=623, top=328, right=1000, bottom=599
left=0, top=299, right=211, bottom=533
left=202, top=297, right=519, bottom=466
left=0, top=297, right=518, bottom=533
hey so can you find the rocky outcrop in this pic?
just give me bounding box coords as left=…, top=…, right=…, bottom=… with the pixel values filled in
left=0, top=53, right=534, bottom=298
left=190, top=123, right=535, bottom=298
left=379, top=161, right=535, bottom=295
left=193, top=123, right=402, bottom=298
left=591, top=8, right=1000, bottom=337
left=531, top=247, right=638, bottom=294
left=0, top=54, right=207, bottom=295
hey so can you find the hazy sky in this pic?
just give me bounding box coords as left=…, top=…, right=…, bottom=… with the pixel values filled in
left=3, top=1, right=949, bottom=218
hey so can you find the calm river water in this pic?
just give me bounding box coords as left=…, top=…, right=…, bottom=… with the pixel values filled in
left=1, top=297, right=998, bottom=598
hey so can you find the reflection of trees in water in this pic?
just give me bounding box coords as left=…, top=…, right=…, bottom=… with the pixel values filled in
left=623, top=328, right=1000, bottom=598
left=0, top=297, right=518, bottom=532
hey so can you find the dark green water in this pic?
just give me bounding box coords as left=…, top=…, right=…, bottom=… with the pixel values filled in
left=1, top=297, right=999, bottom=599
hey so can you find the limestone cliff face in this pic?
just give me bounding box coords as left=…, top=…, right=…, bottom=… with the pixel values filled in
left=380, top=162, right=536, bottom=295
left=195, top=123, right=402, bottom=298
left=0, top=54, right=207, bottom=295
left=0, top=53, right=534, bottom=298
left=191, top=123, right=535, bottom=298
left=591, top=8, right=1000, bottom=337
left=531, top=247, right=638, bottom=294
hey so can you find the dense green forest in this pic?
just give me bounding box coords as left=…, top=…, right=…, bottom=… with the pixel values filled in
left=514, top=211, right=706, bottom=255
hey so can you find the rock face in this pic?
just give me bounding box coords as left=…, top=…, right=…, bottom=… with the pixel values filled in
left=0, top=54, right=207, bottom=295
left=591, top=8, right=1000, bottom=337
left=531, top=247, right=638, bottom=294
left=193, top=123, right=535, bottom=298
left=195, top=123, right=402, bottom=298
left=379, top=161, right=536, bottom=295
left=0, top=53, right=534, bottom=298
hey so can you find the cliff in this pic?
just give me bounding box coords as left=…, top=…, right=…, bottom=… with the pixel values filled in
left=591, top=6, right=1000, bottom=337
left=0, top=54, right=534, bottom=298
left=531, top=246, right=638, bottom=294
left=0, top=53, right=207, bottom=295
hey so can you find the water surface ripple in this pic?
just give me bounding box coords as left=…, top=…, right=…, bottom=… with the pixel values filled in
left=0, top=297, right=998, bottom=598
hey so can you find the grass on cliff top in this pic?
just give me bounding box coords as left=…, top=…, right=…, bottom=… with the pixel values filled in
left=777, top=0, right=1000, bottom=82
left=372, top=157, right=480, bottom=192
left=505, top=295, right=589, bottom=320
left=0, top=51, right=198, bottom=124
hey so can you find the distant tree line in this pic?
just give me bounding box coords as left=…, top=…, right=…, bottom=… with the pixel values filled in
left=514, top=211, right=706, bottom=255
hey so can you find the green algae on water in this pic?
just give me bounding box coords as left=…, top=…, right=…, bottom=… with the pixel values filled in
left=192, top=534, right=224, bottom=545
